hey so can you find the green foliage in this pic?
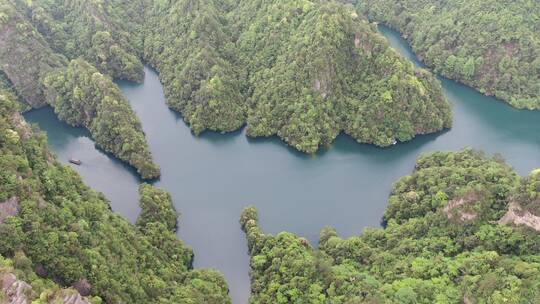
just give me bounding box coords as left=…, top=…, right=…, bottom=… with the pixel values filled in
left=0, top=90, right=230, bottom=303
left=240, top=2, right=451, bottom=152
left=0, top=1, right=158, bottom=179
left=241, top=150, right=540, bottom=303
left=512, top=170, right=540, bottom=216
left=13, top=0, right=145, bottom=81
left=145, top=0, right=452, bottom=153
left=1, top=0, right=453, bottom=158
left=42, top=59, right=160, bottom=179
left=384, top=149, right=519, bottom=224
left=0, top=70, right=29, bottom=112
left=0, top=0, right=67, bottom=108
left=144, top=0, right=246, bottom=135
left=136, top=183, right=178, bottom=232
left=361, top=0, right=540, bottom=110
left=0, top=252, right=102, bottom=303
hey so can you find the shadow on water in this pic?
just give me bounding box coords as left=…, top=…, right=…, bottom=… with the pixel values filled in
left=24, top=106, right=144, bottom=222
left=330, top=130, right=444, bottom=159
left=25, top=107, right=89, bottom=150
left=199, top=126, right=246, bottom=146
left=246, top=133, right=315, bottom=160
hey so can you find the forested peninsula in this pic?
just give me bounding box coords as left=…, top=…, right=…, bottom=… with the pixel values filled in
left=0, top=89, right=230, bottom=303
left=2, top=0, right=454, bottom=155
left=241, top=149, right=540, bottom=303
left=360, top=0, right=540, bottom=110
left=145, top=0, right=452, bottom=152
left=2, top=0, right=539, bottom=165
left=0, top=0, right=159, bottom=179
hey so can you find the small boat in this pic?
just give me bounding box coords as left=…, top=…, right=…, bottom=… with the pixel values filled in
left=69, top=158, right=82, bottom=165
left=392, top=140, right=398, bottom=145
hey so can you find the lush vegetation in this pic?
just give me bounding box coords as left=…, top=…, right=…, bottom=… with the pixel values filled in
left=360, top=0, right=540, bottom=110
left=43, top=59, right=160, bottom=179
left=4, top=0, right=539, bottom=165
left=144, top=0, right=247, bottom=136
left=12, top=0, right=145, bottom=82
left=0, top=90, right=230, bottom=303
left=2, top=0, right=453, bottom=155
left=0, top=70, right=28, bottom=112
left=0, top=0, right=67, bottom=108
left=512, top=169, right=540, bottom=216
left=136, top=183, right=178, bottom=232
left=3, top=0, right=540, bottom=303
left=241, top=149, right=540, bottom=303
left=0, top=252, right=99, bottom=303
left=145, top=0, right=452, bottom=152
left=0, top=0, right=159, bottom=178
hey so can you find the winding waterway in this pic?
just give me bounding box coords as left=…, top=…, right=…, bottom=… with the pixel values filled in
left=24, top=26, right=540, bottom=304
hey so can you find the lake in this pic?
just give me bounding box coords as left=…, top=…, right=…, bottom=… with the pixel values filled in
left=24, top=25, right=540, bottom=304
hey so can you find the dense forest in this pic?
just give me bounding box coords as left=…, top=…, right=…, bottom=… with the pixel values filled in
left=0, top=253, right=98, bottom=303
left=43, top=59, right=160, bottom=179
left=241, top=149, right=540, bottom=303
left=360, top=0, right=540, bottom=110
left=12, top=0, right=145, bottom=82
left=2, top=0, right=538, bottom=163
left=145, top=0, right=452, bottom=152
left=0, top=90, right=230, bottom=303
left=2, top=0, right=540, bottom=303
left=0, top=0, right=159, bottom=178
left=0, top=70, right=27, bottom=111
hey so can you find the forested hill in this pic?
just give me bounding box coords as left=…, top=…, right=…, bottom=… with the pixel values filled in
left=145, top=0, right=452, bottom=152
left=0, top=89, right=230, bottom=303
left=1, top=0, right=454, bottom=166
left=360, top=0, right=540, bottom=110
left=10, top=0, right=145, bottom=82
left=241, top=149, right=540, bottom=303
left=0, top=0, right=159, bottom=178
left=3, top=0, right=539, bottom=162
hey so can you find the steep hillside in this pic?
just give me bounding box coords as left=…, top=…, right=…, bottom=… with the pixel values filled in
left=11, top=0, right=145, bottom=81
left=43, top=59, right=160, bottom=179
left=0, top=0, right=66, bottom=108
left=240, top=2, right=451, bottom=151
left=500, top=170, right=540, bottom=232
left=2, top=0, right=452, bottom=154
left=0, top=90, right=230, bottom=303
left=0, top=70, right=27, bottom=111
left=361, top=0, right=540, bottom=110
left=0, top=253, right=97, bottom=303
left=145, top=0, right=452, bottom=153
left=144, top=0, right=245, bottom=135
left=0, top=0, right=159, bottom=178
left=241, top=150, right=540, bottom=303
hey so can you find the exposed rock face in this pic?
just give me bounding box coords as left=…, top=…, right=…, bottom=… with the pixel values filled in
left=443, top=192, right=481, bottom=223
left=1, top=272, right=31, bottom=304
left=499, top=202, right=540, bottom=232
left=0, top=197, right=19, bottom=225
left=60, top=289, right=91, bottom=304
left=0, top=272, right=91, bottom=304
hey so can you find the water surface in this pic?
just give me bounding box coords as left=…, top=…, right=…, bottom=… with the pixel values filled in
left=24, top=26, right=540, bottom=304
